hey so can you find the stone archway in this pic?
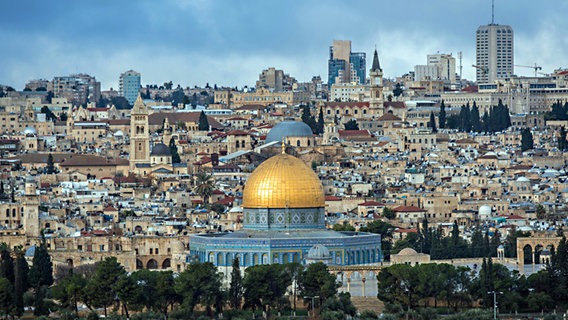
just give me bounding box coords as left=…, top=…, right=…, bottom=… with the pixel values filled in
left=517, top=236, right=561, bottom=274
left=146, top=259, right=158, bottom=269
left=162, top=258, right=171, bottom=269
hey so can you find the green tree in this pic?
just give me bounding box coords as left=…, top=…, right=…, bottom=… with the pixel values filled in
left=438, top=101, right=447, bottom=129
left=547, top=236, right=568, bottom=305
left=0, top=278, right=14, bottom=318
left=393, top=83, right=403, bottom=97
left=84, top=257, right=126, bottom=317
left=194, top=172, right=214, bottom=204
left=301, top=104, right=317, bottom=133
left=470, top=102, right=482, bottom=132
left=360, top=220, right=394, bottom=260
left=316, top=107, right=325, bottom=134
left=382, top=207, right=396, bottom=220
left=229, top=257, right=243, bottom=310
left=320, top=292, right=357, bottom=319
left=344, top=119, right=359, bottom=130
left=29, top=235, right=53, bottom=316
left=243, top=264, right=292, bottom=317
left=41, top=106, right=56, bottom=122
left=332, top=221, right=355, bottom=231
left=298, top=262, right=339, bottom=308
left=13, top=246, right=28, bottom=317
left=521, top=128, right=534, bottom=152
left=558, top=126, right=568, bottom=151
left=0, top=243, right=14, bottom=284
left=46, top=153, right=56, bottom=174
left=536, top=204, right=547, bottom=219
left=53, top=271, right=88, bottom=315
left=169, top=138, right=181, bottom=163
left=198, top=111, right=209, bottom=131
left=429, top=111, right=437, bottom=133
left=175, top=262, right=224, bottom=317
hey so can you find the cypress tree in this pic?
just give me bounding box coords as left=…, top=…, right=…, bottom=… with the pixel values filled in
left=438, top=100, right=446, bottom=129
left=521, top=128, right=534, bottom=152
left=0, top=243, right=14, bottom=284
left=470, top=102, right=481, bottom=132
left=169, top=138, right=181, bottom=163
left=13, top=246, right=28, bottom=317
left=198, top=111, right=209, bottom=131
left=29, top=235, right=53, bottom=316
left=316, top=107, right=325, bottom=134
left=46, top=153, right=56, bottom=174
left=429, top=111, right=437, bottom=133
left=559, top=126, right=568, bottom=151
left=229, top=257, right=243, bottom=310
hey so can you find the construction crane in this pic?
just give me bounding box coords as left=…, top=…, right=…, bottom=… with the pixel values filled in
left=472, top=64, right=488, bottom=74
left=515, top=63, right=542, bottom=77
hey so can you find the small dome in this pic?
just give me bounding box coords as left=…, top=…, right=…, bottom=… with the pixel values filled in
left=151, top=143, right=171, bottom=156
left=265, top=121, right=313, bottom=144
left=23, top=127, right=37, bottom=136
left=25, top=245, right=36, bottom=257
left=479, top=205, right=492, bottom=216
left=398, top=248, right=418, bottom=256
left=516, top=176, right=530, bottom=182
left=307, top=244, right=330, bottom=259
left=114, top=130, right=124, bottom=136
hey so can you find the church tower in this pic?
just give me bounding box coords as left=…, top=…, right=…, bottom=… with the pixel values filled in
left=369, top=49, right=384, bottom=116
left=22, top=177, right=40, bottom=237
left=129, top=95, right=150, bottom=171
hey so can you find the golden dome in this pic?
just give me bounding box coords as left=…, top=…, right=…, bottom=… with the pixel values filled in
left=243, top=153, right=325, bottom=208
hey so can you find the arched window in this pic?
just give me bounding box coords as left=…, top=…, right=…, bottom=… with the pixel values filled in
left=297, top=140, right=301, bottom=147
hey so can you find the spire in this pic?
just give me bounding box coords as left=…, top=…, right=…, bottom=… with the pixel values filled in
left=132, top=94, right=147, bottom=114
left=371, top=49, right=382, bottom=72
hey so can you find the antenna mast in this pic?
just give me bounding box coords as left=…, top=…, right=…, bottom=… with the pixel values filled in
left=491, top=0, right=495, bottom=24
left=458, top=51, right=463, bottom=81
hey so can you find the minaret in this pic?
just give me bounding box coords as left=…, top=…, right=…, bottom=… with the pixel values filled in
left=22, top=177, right=40, bottom=237
left=369, top=49, right=384, bottom=116
left=129, top=95, right=150, bottom=171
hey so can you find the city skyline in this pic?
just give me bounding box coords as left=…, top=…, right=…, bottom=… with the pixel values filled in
left=1, top=0, right=566, bottom=90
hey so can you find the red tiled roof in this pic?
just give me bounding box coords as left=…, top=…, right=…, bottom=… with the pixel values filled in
left=226, top=130, right=249, bottom=136
left=377, top=113, right=402, bottom=121
left=358, top=201, right=384, bottom=207
left=324, top=102, right=369, bottom=108
left=325, top=196, right=342, bottom=201
left=393, top=205, right=426, bottom=212
left=383, top=101, right=405, bottom=109
left=338, top=130, right=371, bottom=137
left=148, top=112, right=223, bottom=129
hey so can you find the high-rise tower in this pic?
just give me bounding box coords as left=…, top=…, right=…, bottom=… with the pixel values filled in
left=475, top=2, right=513, bottom=83
left=119, top=70, right=141, bottom=106
left=328, top=40, right=366, bottom=86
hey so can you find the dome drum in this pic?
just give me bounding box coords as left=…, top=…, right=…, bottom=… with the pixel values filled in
left=243, top=207, right=325, bottom=230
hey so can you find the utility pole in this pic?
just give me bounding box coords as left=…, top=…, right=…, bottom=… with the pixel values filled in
left=488, top=291, right=503, bottom=319
left=304, top=295, right=319, bottom=319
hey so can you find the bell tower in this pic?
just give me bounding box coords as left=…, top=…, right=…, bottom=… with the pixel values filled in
left=369, top=49, right=384, bottom=116
left=22, top=177, right=40, bottom=237
left=129, top=95, right=150, bottom=171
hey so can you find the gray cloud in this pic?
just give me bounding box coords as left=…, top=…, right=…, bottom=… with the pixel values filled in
left=1, top=0, right=566, bottom=89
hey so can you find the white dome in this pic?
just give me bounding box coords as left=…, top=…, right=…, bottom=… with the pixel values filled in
left=23, top=127, right=37, bottom=136
left=114, top=130, right=124, bottom=136
left=307, top=244, right=330, bottom=260
left=516, top=176, right=530, bottom=182
left=479, top=205, right=492, bottom=216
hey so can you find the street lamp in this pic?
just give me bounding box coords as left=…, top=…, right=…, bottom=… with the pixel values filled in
left=304, top=295, right=319, bottom=318
left=488, top=291, right=503, bottom=320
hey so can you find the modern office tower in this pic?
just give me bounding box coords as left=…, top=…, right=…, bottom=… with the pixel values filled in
left=328, top=40, right=366, bottom=86
left=119, top=70, right=141, bottom=105
left=476, top=24, right=514, bottom=83
left=349, top=52, right=366, bottom=84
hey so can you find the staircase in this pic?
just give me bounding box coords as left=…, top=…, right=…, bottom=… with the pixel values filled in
left=351, top=297, right=384, bottom=314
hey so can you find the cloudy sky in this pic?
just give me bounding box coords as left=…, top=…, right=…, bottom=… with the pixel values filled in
left=1, top=0, right=566, bottom=90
